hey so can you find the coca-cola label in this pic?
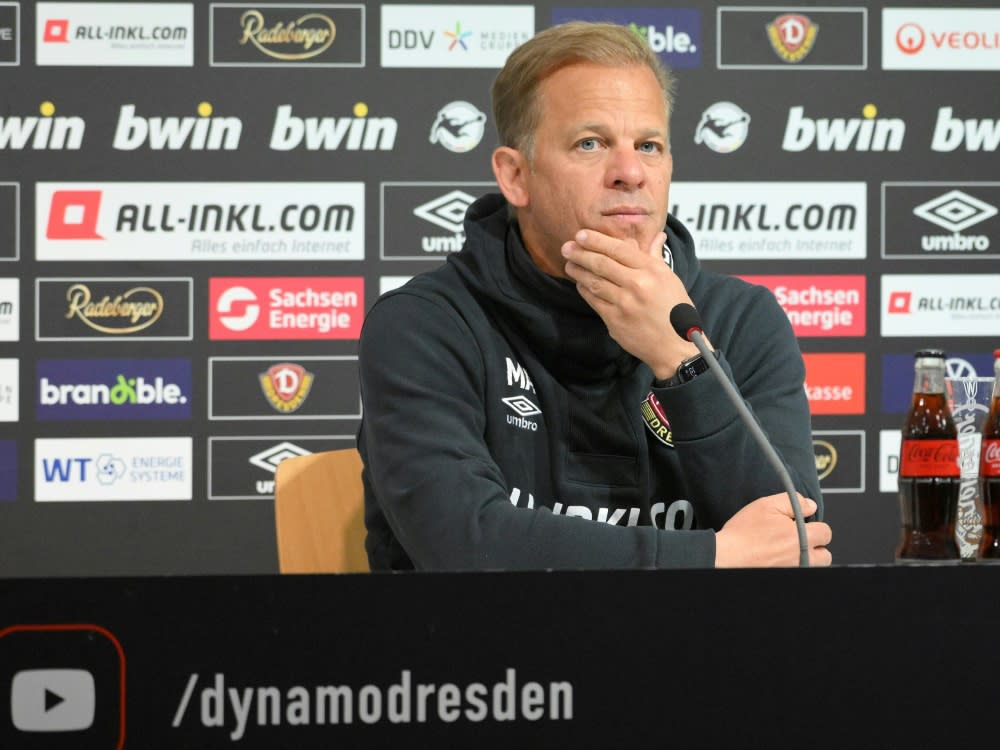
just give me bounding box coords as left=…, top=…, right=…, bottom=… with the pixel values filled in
left=982, top=439, right=1000, bottom=477
left=899, top=439, right=960, bottom=477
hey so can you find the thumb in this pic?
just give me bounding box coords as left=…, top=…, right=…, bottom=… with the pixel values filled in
left=648, top=231, right=668, bottom=260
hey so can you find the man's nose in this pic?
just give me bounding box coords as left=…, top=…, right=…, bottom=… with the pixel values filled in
left=606, top=147, right=645, bottom=189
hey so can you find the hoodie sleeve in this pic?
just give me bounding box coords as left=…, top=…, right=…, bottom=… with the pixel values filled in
left=655, top=281, right=823, bottom=529
left=358, top=289, right=717, bottom=571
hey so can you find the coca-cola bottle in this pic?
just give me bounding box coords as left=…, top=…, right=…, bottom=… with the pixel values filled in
left=977, top=349, right=1000, bottom=561
left=896, top=349, right=961, bottom=563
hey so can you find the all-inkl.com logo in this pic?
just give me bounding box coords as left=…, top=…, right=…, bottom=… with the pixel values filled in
left=37, top=359, right=191, bottom=420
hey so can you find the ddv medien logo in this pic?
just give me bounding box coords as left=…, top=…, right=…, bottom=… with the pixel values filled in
left=37, top=358, right=191, bottom=420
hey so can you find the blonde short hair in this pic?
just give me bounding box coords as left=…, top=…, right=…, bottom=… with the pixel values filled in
left=492, top=21, right=676, bottom=158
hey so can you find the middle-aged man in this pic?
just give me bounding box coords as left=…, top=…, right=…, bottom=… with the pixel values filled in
left=357, top=21, right=832, bottom=571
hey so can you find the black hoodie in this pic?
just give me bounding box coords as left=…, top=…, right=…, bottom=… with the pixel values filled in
left=358, top=194, right=821, bottom=570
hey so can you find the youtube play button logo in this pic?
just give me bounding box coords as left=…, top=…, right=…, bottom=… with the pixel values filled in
left=11, top=669, right=96, bottom=731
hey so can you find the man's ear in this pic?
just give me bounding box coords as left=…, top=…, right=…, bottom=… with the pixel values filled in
left=492, top=146, right=529, bottom=208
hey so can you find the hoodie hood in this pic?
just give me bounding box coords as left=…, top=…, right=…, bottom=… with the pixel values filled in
left=447, top=193, right=703, bottom=382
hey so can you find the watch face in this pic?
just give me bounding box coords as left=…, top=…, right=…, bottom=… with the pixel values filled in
left=678, top=354, right=709, bottom=382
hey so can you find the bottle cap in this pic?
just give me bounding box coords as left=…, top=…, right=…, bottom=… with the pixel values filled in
left=914, top=348, right=946, bottom=359
left=994, top=348, right=1000, bottom=359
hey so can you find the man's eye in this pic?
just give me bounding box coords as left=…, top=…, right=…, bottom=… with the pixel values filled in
left=638, top=142, right=660, bottom=153
left=578, top=138, right=598, bottom=151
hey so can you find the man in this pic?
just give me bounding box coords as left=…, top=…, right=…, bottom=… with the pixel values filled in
left=357, top=21, right=832, bottom=570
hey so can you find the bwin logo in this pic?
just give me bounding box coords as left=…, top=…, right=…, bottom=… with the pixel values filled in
left=113, top=102, right=242, bottom=151
left=505, top=358, right=535, bottom=392
left=782, top=104, right=905, bottom=152
left=0, top=101, right=84, bottom=150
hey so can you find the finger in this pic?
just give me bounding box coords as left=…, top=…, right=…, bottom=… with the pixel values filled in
left=574, top=229, right=645, bottom=268
left=564, top=261, right=618, bottom=305
left=647, top=231, right=668, bottom=259
left=807, top=521, right=833, bottom=548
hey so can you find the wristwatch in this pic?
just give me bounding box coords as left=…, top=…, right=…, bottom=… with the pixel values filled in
left=654, top=352, right=712, bottom=388
left=675, top=352, right=711, bottom=383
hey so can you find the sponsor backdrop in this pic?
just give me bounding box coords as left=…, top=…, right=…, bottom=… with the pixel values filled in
left=1, top=0, right=998, bottom=575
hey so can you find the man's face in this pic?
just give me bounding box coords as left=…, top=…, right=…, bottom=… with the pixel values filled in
left=509, top=62, right=673, bottom=277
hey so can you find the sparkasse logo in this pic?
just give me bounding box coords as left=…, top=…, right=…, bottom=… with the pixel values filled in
left=209, top=277, right=364, bottom=340
left=802, top=352, right=865, bottom=415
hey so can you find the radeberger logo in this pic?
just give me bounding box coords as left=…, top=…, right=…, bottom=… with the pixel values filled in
left=64, top=283, right=163, bottom=334
left=259, top=362, right=314, bottom=413
left=239, top=9, right=337, bottom=60
left=813, top=439, right=837, bottom=480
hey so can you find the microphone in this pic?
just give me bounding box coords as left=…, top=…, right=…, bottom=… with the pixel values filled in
left=669, top=303, right=811, bottom=568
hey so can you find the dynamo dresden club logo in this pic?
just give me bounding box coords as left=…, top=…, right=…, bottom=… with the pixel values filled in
left=259, top=362, right=314, bottom=413
left=766, top=14, right=818, bottom=64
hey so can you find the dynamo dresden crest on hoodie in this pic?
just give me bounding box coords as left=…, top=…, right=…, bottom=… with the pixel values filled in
left=641, top=391, right=674, bottom=447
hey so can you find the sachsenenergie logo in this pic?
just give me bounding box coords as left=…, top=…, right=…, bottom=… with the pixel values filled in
left=209, top=277, right=364, bottom=340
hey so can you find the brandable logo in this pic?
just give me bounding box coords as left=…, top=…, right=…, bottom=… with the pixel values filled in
left=35, top=277, right=193, bottom=341
left=211, top=4, right=365, bottom=67
left=553, top=7, right=701, bottom=68
left=766, top=14, right=818, bottom=63
left=36, top=358, right=192, bottom=421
